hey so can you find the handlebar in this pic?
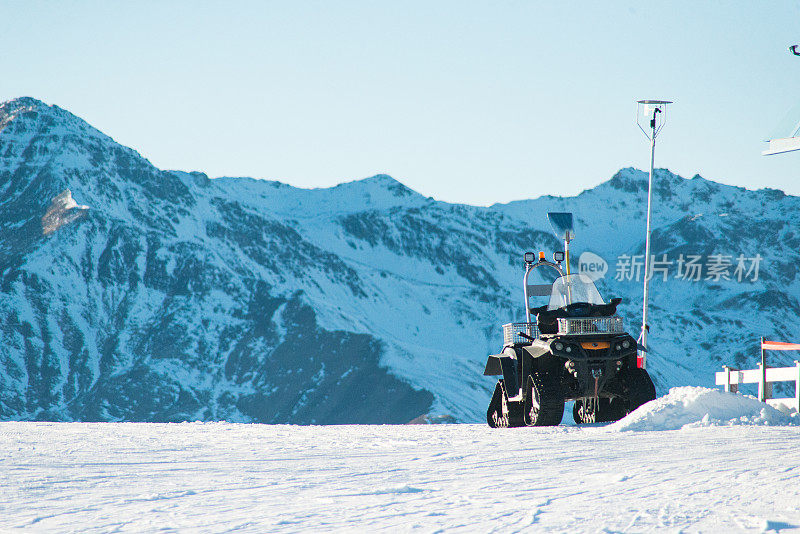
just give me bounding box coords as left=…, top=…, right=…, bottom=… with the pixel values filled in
left=516, top=332, right=535, bottom=341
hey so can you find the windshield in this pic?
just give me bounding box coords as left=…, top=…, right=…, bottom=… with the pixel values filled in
left=547, top=274, right=605, bottom=310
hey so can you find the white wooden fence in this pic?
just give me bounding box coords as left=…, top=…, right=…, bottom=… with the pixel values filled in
left=715, top=338, right=800, bottom=413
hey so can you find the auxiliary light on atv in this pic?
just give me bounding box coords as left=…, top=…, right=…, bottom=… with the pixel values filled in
left=553, top=251, right=565, bottom=263
left=524, top=252, right=535, bottom=264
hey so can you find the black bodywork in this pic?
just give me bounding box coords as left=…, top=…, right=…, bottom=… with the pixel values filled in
left=484, top=332, right=638, bottom=401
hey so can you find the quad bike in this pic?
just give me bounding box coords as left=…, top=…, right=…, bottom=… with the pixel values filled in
left=484, top=213, right=656, bottom=427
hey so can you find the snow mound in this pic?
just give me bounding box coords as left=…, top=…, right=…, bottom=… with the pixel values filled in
left=608, top=386, right=797, bottom=432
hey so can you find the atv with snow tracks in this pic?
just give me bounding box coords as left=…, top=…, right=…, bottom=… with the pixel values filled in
left=484, top=213, right=656, bottom=427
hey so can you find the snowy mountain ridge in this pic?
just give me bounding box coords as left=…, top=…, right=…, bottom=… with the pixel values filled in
left=1, top=97, right=799, bottom=423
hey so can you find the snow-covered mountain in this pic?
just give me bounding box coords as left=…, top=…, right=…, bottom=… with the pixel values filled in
left=1, top=97, right=798, bottom=423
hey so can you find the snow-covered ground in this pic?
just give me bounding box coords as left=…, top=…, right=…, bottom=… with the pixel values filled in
left=1, top=388, right=799, bottom=533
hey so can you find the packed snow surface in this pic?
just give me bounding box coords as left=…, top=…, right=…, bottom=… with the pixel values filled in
left=2, top=390, right=799, bottom=533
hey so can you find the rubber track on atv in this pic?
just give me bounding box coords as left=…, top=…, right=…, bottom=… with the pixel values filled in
left=486, top=380, right=524, bottom=428
left=524, top=373, right=565, bottom=427
left=621, top=367, right=657, bottom=412
left=573, top=397, right=627, bottom=424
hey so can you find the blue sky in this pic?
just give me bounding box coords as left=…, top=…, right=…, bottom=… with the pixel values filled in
left=1, top=1, right=798, bottom=204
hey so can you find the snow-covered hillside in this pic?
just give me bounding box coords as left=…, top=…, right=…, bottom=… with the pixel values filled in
left=1, top=96, right=799, bottom=423
left=1, top=389, right=799, bottom=532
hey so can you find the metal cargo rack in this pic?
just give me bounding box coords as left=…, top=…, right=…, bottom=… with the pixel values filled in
left=557, top=316, right=624, bottom=336
left=503, top=322, right=540, bottom=345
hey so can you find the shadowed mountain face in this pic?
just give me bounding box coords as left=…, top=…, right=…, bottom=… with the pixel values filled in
left=1, top=97, right=799, bottom=423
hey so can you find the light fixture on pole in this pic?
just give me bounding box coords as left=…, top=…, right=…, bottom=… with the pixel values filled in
left=761, top=46, right=800, bottom=155
left=635, top=99, right=672, bottom=369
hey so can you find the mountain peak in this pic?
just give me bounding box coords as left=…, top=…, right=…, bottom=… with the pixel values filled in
left=0, top=96, right=47, bottom=132
left=333, top=173, right=423, bottom=201
left=360, top=173, right=398, bottom=184
left=0, top=96, right=110, bottom=144
left=340, top=173, right=402, bottom=188
left=1, top=96, right=46, bottom=111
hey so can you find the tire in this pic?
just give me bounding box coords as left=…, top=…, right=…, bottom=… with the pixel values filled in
left=619, top=367, right=657, bottom=413
left=523, top=373, right=565, bottom=427
left=573, top=397, right=627, bottom=424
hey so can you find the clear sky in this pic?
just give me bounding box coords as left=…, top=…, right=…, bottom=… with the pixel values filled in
left=1, top=1, right=799, bottom=205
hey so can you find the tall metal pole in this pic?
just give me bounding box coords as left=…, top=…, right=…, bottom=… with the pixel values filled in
left=640, top=118, right=656, bottom=368
left=635, top=100, right=670, bottom=369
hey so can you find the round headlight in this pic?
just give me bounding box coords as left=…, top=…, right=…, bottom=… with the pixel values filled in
left=555, top=342, right=564, bottom=351
left=565, top=346, right=572, bottom=353
left=615, top=345, right=621, bottom=351
left=622, top=340, right=630, bottom=349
